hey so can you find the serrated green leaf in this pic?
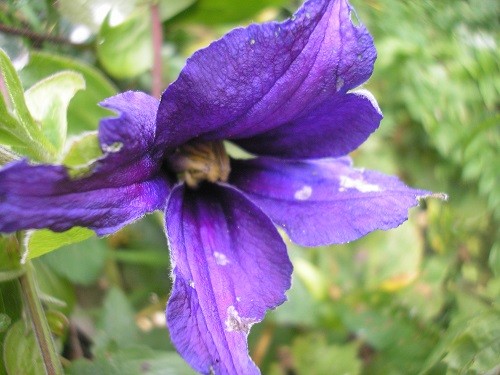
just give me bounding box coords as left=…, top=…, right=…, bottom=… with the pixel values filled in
left=24, top=71, right=85, bottom=156
left=3, top=320, right=45, bottom=375
left=19, top=52, right=117, bottom=134
left=25, top=227, right=94, bottom=260
left=0, top=49, right=54, bottom=161
left=97, top=11, right=152, bottom=79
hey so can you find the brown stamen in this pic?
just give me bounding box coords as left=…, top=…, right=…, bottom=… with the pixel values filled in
left=167, top=140, right=230, bottom=188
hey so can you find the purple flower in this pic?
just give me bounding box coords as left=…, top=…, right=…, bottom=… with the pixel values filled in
left=0, top=0, right=432, bottom=373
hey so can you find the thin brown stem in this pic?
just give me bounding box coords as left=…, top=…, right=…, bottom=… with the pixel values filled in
left=0, top=23, right=90, bottom=49
left=150, top=2, right=163, bottom=98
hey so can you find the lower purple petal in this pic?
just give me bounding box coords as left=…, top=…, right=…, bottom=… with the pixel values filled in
left=165, top=184, right=292, bottom=375
left=0, top=160, right=169, bottom=235
left=230, top=157, right=432, bottom=246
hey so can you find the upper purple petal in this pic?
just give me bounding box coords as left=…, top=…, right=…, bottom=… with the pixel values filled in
left=230, top=157, right=432, bottom=246
left=235, top=90, right=382, bottom=159
left=155, top=0, right=376, bottom=156
left=0, top=91, right=169, bottom=236
left=165, top=184, right=292, bottom=375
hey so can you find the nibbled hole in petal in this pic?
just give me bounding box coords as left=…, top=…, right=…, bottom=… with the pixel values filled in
left=224, top=306, right=257, bottom=335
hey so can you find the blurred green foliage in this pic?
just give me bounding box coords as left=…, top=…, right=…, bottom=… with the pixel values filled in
left=0, top=0, right=498, bottom=374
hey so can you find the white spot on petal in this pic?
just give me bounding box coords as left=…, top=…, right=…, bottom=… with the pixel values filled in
left=102, top=141, right=123, bottom=153
left=213, top=251, right=229, bottom=266
left=339, top=176, right=380, bottom=193
left=224, top=306, right=257, bottom=334
left=336, top=77, right=345, bottom=91
left=188, top=280, right=195, bottom=288
left=250, top=39, right=256, bottom=45
left=294, top=185, right=313, bottom=200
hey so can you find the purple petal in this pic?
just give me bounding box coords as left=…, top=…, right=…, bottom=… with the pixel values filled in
left=235, top=90, right=382, bottom=158
left=99, top=91, right=158, bottom=154
left=0, top=91, right=169, bottom=235
left=230, top=157, right=432, bottom=246
left=97, top=91, right=165, bottom=181
left=165, top=184, right=292, bottom=374
left=0, top=160, right=169, bottom=235
left=156, top=0, right=376, bottom=151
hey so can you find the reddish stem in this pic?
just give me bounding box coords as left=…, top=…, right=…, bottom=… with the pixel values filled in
left=150, top=2, right=163, bottom=98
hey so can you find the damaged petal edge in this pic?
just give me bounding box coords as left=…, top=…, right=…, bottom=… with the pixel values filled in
left=417, top=192, right=449, bottom=201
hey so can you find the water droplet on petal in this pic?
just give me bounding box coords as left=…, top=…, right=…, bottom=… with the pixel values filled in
left=213, top=251, right=229, bottom=266
left=339, top=176, right=380, bottom=193
left=294, top=185, right=313, bottom=200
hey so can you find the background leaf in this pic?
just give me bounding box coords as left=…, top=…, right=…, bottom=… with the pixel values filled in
left=19, top=52, right=117, bottom=134
left=24, top=71, right=85, bottom=155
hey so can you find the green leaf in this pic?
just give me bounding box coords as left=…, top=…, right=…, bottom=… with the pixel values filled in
left=0, top=235, right=24, bottom=282
left=33, top=258, right=76, bottom=316
left=0, top=49, right=54, bottom=161
left=62, top=132, right=102, bottom=167
left=174, top=0, right=288, bottom=25
left=97, top=11, right=152, bottom=79
left=62, top=131, right=104, bottom=178
left=0, top=49, right=36, bottom=137
left=108, top=249, right=171, bottom=267
left=93, top=287, right=139, bottom=353
left=291, top=334, right=362, bottom=375
left=24, top=71, right=85, bottom=155
left=3, top=320, right=45, bottom=375
left=67, top=347, right=195, bottom=375
left=24, top=227, right=94, bottom=260
left=489, top=243, right=500, bottom=277
left=19, top=52, right=117, bottom=134
left=0, top=235, right=21, bottom=272
left=41, top=237, right=107, bottom=286
left=0, top=314, right=11, bottom=333
left=159, top=0, right=196, bottom=21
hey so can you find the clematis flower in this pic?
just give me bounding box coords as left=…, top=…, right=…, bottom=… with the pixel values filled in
left=0, top=0, right=434, bottom=373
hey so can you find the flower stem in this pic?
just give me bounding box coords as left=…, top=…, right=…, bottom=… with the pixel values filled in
left=0, top=23, right=90, bottom=49
left=19, top=261, right=63, bottom=375
left=150, top=1, right=163, bottom=98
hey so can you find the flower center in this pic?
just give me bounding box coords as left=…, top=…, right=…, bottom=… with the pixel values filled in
left=166, top=140, right=230, bottom=188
